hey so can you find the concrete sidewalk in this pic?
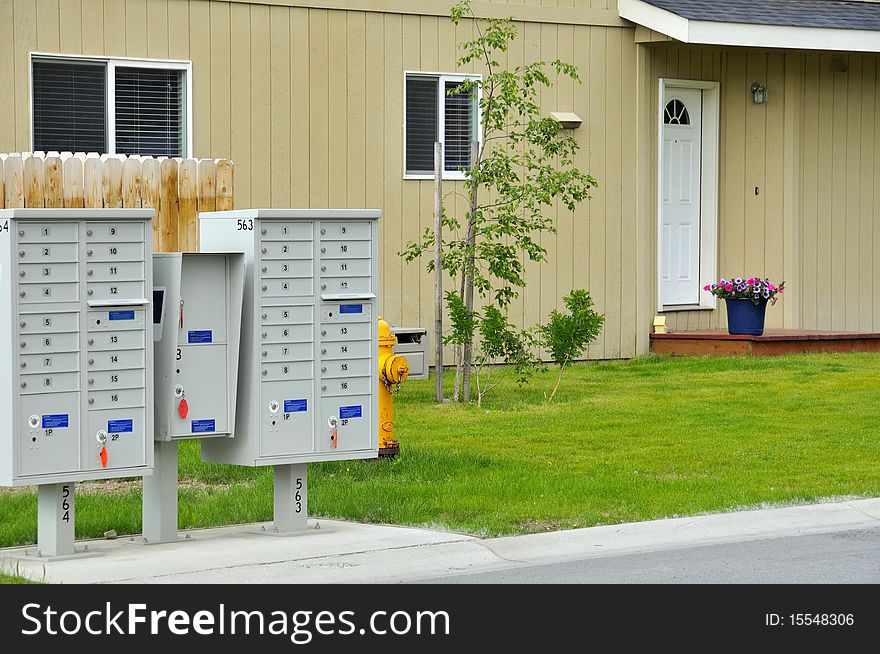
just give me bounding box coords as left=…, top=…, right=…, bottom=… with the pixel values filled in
left=4, top=498, right=880, bottom=584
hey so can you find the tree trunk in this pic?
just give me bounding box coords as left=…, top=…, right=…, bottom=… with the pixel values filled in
left=461, top=141, right=480, bottom=403
left=547, top=358, right=569, bottom=403
left=433, top=142, right=444, bottom=403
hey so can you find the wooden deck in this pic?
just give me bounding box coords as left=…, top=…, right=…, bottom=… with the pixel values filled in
left=650, top=330, right=880, bottom=356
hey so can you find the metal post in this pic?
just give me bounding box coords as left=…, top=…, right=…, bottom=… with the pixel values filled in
left=142, top=440, right=179, bottom=543
left=434, top=140, right=444, bottom=402
left=273, top=463, right=308, bottom=533
left=37, top=483, right=75, bottom=557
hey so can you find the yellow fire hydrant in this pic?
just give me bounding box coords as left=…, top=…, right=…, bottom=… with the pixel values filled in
left=378, top=317, right=409, bottom=457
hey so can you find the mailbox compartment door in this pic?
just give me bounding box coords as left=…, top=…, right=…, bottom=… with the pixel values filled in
left=174, top=344, right=228, bottom=437
left=259, top=381, right=314, bottom=457
left=18, top=393, right=80, bottom=477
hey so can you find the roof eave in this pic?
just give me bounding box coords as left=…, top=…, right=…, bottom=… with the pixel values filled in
left=619, top=0, right=880, bottom=53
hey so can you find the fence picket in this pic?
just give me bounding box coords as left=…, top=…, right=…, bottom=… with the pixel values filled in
left=0, top=152, right=232, bottom=252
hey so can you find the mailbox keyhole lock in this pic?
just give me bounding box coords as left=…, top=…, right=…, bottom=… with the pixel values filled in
left=328, top=416, right=339, bottom=449
left=269, top=400, right=280, bottom=414
left=28, top=415, right=40, bottom=429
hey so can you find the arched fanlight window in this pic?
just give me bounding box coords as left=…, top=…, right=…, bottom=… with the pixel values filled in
left=664, top=99, right=690, bottom=125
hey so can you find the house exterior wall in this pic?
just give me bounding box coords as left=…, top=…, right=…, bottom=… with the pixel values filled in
left=2, top=0, right=878, bottom=360
left=646, top=43, right=880, bottom=335
left=0, top=0, right=646, bottom=360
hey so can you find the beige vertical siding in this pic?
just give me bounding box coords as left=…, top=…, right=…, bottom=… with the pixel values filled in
left=4, top=0, right=880, bottom=360
left=647, top=44, right=880, bottom=335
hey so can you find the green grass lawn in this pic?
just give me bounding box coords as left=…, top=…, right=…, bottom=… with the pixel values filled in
left=2, top=353, right=880, bottom=549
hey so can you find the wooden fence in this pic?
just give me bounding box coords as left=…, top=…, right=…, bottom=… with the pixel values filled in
left=0, top=152, right=233, bottom=252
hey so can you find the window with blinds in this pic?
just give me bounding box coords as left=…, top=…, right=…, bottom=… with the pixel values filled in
left=32, top=60, right=107, bottom=153
left=31, top=56, right=188, bottom=157
left=115, top=67, right=184, bottom=157
left=405, top=73, right=479, bottom=177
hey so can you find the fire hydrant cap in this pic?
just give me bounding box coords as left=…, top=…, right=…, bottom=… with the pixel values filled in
left=378, top=316, right=396, bottom=347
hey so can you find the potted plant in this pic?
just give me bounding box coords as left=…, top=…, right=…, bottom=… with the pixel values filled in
left=704, top=277, right=785, bottom=336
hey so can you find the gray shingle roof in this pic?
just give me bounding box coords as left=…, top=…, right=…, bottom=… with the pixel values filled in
left=642, top=0, right=880, bottom=30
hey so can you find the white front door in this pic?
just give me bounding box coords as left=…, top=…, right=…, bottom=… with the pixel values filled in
left=660, top=86, right=702, bottom=306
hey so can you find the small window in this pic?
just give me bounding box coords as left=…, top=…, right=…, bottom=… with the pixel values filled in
left=664, top=99, right=690, bottom=125
left=32, top=55, right=189, bottom=157
left=405, top=73, right=480, bottom=178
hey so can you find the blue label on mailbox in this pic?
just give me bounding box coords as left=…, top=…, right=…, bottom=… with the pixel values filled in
left=42, top=414, right=69, bottom=429
left=191, top=419, right=216, bottom=433
left=188, top=330, right=213, bottom=344
left=284, top=399, right=308, bottom=413
left=108, top=419, right=133, bottom=433
left=339, top=304, right=363, bottom=314
left=339, top=405, right=363, bottom=419
left=109, top=310, right=135, bottom=321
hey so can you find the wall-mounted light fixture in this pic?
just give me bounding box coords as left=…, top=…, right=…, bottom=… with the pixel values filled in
left=550, top=111, right=583, bottom=129
left=751, top=82, right=768, bottom=104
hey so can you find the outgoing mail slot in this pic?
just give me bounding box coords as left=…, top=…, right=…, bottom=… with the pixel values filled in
left=20, top=371, right=80, bottom=395
left=319, top=276, right=371, bottom=295
left=86, top=222, right=143, bottom=242
left=261, top=259, right=313, bottom=278
left=261, top=278, right=313, bottom=298
left=20, top=352, right=80, bottom=374
left=87, top=329, right=146, bottom=351
left=320, top=339, right=371, bottom=360
left=86, top=280, right=146, bottom=302
left=320, top=258, right=371, bottom=277
left=17, top=222, right=78, bottom=243
left=88, top=387, right=146, bottom=411
left=20, top=332, right=80, bottom=354
left=18, top=311, right=79, bottom=334
left=87, top=261, right=145, bottom=282
left=88, top=309, right=147, bottom=331
left=89, top=368, right=146, bottom=391
left=319, top=222, right=371, bottom=240
left=319, top=240, right=371, bottom=259
left=262, top=343, right=314, bottom=362
left=18, top=263, right=79, bottom=282
left=261, top=241, right=312, bottom=260
left=262, top=324, right=313, bottom=343
left=261, top=305, right=314, bottom=325
left=87, top=242, right=145, bottom=262
left=320, top=358, right=371, bottom=378
left=89, top=348, right=146, bottom=371
left=321, top=376, right=371, bottom=397
left=321, top=302, right=373, bottom=323
left=261, top=361, right=314, bottom=381
left=261, top=222, right=313, bottom=241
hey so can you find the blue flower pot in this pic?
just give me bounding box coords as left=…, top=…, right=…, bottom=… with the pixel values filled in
left=725, top=298, right=768, bottom=336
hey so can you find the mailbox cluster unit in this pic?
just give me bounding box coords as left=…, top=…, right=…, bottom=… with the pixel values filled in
left=199, top=209, right=380, bottom=467
left=0, top=208, right=154, bottom=487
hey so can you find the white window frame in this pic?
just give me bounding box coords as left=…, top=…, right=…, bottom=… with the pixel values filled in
left=29, top=52, right=193, bottom=158
left=657, top=78, right=720, bottom=313
left=403, top=71, right=482, bottom=181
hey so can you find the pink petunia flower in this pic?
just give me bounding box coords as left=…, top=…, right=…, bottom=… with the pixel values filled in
left=725, top=283, right=734, bottom=292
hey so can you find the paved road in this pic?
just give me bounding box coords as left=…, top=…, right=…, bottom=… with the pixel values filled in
left=414, top=527, right=880, bottom=583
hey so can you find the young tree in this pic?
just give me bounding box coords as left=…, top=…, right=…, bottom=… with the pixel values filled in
left=402, top=0, right=598, bottom=403
left=539, top=289, right=604, bottom=402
